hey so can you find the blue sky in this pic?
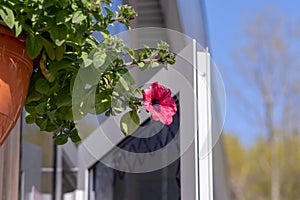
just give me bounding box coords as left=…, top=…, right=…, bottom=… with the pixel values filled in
left=205, top=0, right=300, bottom=146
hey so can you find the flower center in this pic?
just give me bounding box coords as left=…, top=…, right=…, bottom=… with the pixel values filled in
left=151, top=99, right=160, bottom=105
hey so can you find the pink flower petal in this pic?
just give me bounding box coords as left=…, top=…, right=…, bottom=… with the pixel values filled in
left=142, top=82, right=177, bottom=125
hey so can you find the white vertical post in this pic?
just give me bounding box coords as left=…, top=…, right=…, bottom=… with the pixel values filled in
left=56, top=146, right=63, bottom=200
left=196, top=50, right=214, bottom=200
left=193, top=40, right=200, bottom=200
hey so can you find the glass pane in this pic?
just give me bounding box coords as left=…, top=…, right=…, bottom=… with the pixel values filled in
left=62, top=157, right=77, bottom=195
left=91, top=159, right=180, bottom=200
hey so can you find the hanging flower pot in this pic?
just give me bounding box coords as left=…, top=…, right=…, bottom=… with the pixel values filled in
left=0, top=25, right=33, bottom=145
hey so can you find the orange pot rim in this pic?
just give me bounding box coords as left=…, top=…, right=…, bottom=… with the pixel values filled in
left=0, top=24, right=27, bottom=42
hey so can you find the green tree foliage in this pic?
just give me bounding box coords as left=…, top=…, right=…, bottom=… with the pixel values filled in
left=223, top=133, right=300, bottom=200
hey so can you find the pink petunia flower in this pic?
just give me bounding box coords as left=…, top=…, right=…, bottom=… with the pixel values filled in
left=142, top=82, right=177, bottom=125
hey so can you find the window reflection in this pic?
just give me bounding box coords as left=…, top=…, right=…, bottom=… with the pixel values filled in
left=89, top=100, right=180, bottom=200
left=21, top=112, right=55, bottom=199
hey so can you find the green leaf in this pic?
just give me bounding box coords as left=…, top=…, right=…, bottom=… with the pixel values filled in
left=26, top=90, right=42, bottom=103
left=70, top=129, right=81, bottom=143
left=0, top=7, right=15, bottom=29
left=143, top=45, right=152, bottom=56
left=151, top=62, right=159, bottom=67
left=48, top=82, right=60, bottom=94
left=43, top=0, right=55, bottom=8
left=55, top=134, right=68, bottom=145
left=136, top=51, right=144, bottom=60
left=14, top=21, right=22, bottom=37
left=42, top=38, right=55, bottom=60
left=25, top=104, right=37, bottom=114
left=100, top=30, right=110, bottom=39
left=35, top=102, right=47, bottom=115
left=55, top=44, right=66, bottom=61
left=117, top=74, right=129, bottom=91
left=49, top=24, right=68, bottom=46
left=137, top=62, right=145, bottom=68
left=92, top=89, right=112, bottom=114
left=25, top=34, right=43, bottom=59
left=25, top=113, right=35, bottom=124
left=48, top=71, right=57, bottom=83
left=124, top=47, right=135, bottom=59
left=56, top=10, right=71, bottom=24
left=120, top=111, right=140, bottom=136
left=47, top=110, right=57, bottom=122
left=95, top=89, right=112, bottom=103
left=105, top=110, right=111, bottom=117
left=35, top=78, right=51, bottom=94
left=118, top=69, right=135, bottom=85
left=45, top=122, right=59, bottom=133
left=36, top=118, right=48, bottom=131
left=72, top=11, right=87, bottom=24
left=57, top=106, right=73, bottom=120
left=93, top=52, right=106, bottom=68
left=56, top=86, right=72, bottom=108
left=94, top=100, right=111, bottom=114
left=81, top=52, right=93, bottom=68
left=104, top=7, right=114, bottom=18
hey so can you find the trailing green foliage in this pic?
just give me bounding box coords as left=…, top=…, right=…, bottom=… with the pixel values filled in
left=0, top=0, right=176, bottom=144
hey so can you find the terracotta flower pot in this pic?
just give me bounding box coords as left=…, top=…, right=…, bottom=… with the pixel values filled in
left=0, top=25, right=33, bottom=145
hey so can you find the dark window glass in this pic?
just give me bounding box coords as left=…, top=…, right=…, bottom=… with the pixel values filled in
left=89, top=100, right=181, bottom=200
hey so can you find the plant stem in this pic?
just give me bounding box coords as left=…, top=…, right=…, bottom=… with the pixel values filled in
left=39, top=54, right=51, bottom=80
